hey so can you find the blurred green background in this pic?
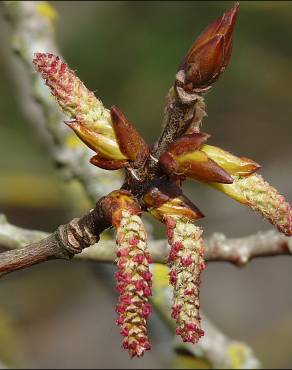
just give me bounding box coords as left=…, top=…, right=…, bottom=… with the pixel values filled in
left=0, top=1, right=292, bottom=368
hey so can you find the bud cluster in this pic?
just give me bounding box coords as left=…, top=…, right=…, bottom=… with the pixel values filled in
left=115, top=211, right=152, bottom=357
left=159, top=132, right=260, bottom=185
left=32, top=1, right=292, bottom=360
left=166, top=216, right=205, bottom=343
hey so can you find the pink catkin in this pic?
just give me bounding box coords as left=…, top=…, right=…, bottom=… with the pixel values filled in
left=166, top=216, right=205, bottom=344
left=115, top=211, right=152, bottom=358
left=33, top=52, right=103, bottom=124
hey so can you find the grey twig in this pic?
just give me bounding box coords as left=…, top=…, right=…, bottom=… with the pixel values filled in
left=1, top=213, right=291, bottom=269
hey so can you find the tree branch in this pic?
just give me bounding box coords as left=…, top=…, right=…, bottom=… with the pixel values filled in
left=0, top=198, right=111, bottom=277
left=205, top=230, right=292, bottom=266
left=151, top=87, right=206, bottom=162
left=1, top=213, right=291, bottom=275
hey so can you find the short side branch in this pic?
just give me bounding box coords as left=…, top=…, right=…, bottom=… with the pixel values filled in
left=0, top=199, right=111, bottom=277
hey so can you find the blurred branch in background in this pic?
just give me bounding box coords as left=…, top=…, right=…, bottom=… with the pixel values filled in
left=151, top=264, right=261, bottom=369
left=0, top=213, right=263, bottom=368
left=2, top=0, right=122, bottom=202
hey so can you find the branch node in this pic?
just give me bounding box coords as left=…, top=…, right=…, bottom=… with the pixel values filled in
left=57, top=218, right=98, bottom=256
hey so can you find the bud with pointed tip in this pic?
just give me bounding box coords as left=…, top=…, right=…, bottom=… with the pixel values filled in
left=162, top=132, right=210, bottom=157
left=90, top=154, right=128, bottom=170
left=176, top=2, right=239, bottom=92
left=159, top=133, right=234, bottom=184
left=143, top=180, right=204, bottom=222
left=110, top=106, right=150, bottom=165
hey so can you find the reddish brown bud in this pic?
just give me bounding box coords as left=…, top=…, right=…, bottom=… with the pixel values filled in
left=143, top=181, right=204, bottom=222
left=159, top=135, right=234, bottom=184
left=159, top=133, right=211, bottom=179
left=163, top=133, right=210, bottom=157
left=143, top=185, right=173, bottom=210
left=176, top=2, right=239, bottom=92
left=90, top=154, right=128, bottom=170
left=110, top=106, right=149, bottom=165
left=101, top=190, right=141, bottom=228
left=176, top=152, right=234, bottom=184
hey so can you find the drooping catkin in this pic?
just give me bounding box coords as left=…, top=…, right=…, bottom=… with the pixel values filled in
left=115, top=211, right=152, bottom=357
left=166, top=216, right=205, bottom=343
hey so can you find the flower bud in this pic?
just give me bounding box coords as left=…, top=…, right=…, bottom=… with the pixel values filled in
left=161, top=132, right=210, bottom=157
left=176, top=2, right=239, bottom=92
left=90, top=154, right=128, bottom=170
